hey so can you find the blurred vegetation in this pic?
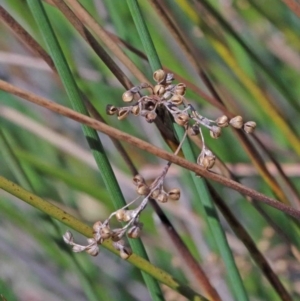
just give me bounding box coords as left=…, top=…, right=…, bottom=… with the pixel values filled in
left=0, top=0, right=300, bottom=301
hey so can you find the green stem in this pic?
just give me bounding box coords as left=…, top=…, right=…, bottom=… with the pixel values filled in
left=126, top=0, right=249, bottom=300
left=0, top=176, right=208, bottom=301
left=26, top=1, right=164, bottom=300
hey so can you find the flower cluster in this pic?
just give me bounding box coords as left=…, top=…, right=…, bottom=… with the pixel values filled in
left=63, top=169, right=181, bottom=259
left=106, top=69, right=256, bottom=170
left=63, top=69, right=256, bottom=258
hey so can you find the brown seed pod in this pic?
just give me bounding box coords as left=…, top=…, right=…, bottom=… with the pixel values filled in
left=119, top=246, right=132, bottom=260
left=86, top=245, right=99, bottom=256
left=92, top=221, right=102, bottom=233
left=123, top=210, right=134, bottom=222
left=117, top=108, right=129, bottom=120
left=198, top=155, right=215, bottom=170
left=150, top=189, right=160, bottom=199
left=115, top=209, right=126, bottom=222
left=243, top=121, right=256, bottom=134
left=175, top=113, right=189, bottom=126
left=190, top=124, right=200, bottom=136
left=100, top=225, right=111, bottom=239
left=229, top=115, right=243, bottom=129
left=128, top=226, right=141, bottom=239
left=153, top=69, right=166, bottom=83
left=137, top=183, right=150, bottom=195
left=153, top=84, right=165, bottom=96
left=106, top=104, right=118, bottom=115
left=133, top=174, right=145, bottom=186
left=122, top=91, right=134, bottom=103
left=168, top=188, right=180, bottom=201
left=171, top=94, right=183, bottom=106
left=145, top=111, right=157, bottom=123
left=157, top=192, right=168, bottom=203
left=131, top=105, right=140, bottom=116
left=210, top=126, right=222, bottom=139
left=174, top=83, right=186, bottom=96
left=216, top=115, right=229, bottom=128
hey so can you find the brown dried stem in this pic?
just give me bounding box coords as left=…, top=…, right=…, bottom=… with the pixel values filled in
left=1, top=79, right=300, bottom=220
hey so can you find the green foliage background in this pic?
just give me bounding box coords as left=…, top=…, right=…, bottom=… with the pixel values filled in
left=0, top=1, right=300, bottom=301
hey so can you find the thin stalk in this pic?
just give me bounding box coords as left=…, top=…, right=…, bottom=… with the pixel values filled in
left=26, top=1, right=164, bottom=300
left=0, top=176, right=208, bottom=301
left=126, top=1, right=248, bottom=300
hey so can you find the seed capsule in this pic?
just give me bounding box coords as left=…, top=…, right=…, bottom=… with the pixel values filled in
left=153, top=69, right=166, bottom=83
left=137, top=183, right=150, bottom=195
left=145, top=111, right=157, bottom=123
left=106, top=104, right=118, bottom=115
left=119, top=246, right=132, bottom=260
left=86, top=244, right=99, bottom=256
left=133, top=174, right=145, bottom=186
left=210, top=126, right=221, bottom=139
left=171, top=94, right=183, bottom=106
left=229, top=115, right=243, bottom=129
left=243, top=121, right=256, bottom=134
left=174, top=83, right=186, bottom=96
left=117, top=108, right=129, bottom=120
left=175, top=113, right=189, bottom=126
left=92, top=221, right=102, bottom=233
left=128, top=226, right=141, bottom=239
left=153, top=84, right=165, bottom=96
left=150, top=189, right=160, bottom=199
left=115, top=209, right=126, bottom=222
left=198, top=155, right=216, bottom=170
left=100, top=225, right=111, bottom=239
left=216, top=115, right=229, bottom=127
left=157, top=192, right=168, bottom=203
left=190, top=124, right=200, bottom=136
left=131, top=105, right=140, bottom=116
left=168, top=188, right=180, bottom=201
left=122, top=91, right=134, bottom=103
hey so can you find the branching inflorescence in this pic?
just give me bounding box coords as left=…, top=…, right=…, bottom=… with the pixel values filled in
left=63, top=70, right=256, bottom=259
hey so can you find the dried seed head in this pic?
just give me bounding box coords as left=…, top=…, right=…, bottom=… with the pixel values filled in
left=216, top=115, right=229, bottom=128
left=229, top=115, right=243, bottom=129
left=210, top=126, right=222, bottom=139
left=92, top=221, right=102, bottom=233
left=175, top=113, right=189, bottom=126
left=133, top=174, right=145, bottom=186
left=157, top=192, right=168, bottom=203
left=145, top=111, right=157, bottom=123
left=63, top=231, right=74, bottom=244
left=119, top=246, right=132, bottom=260
left=162, top=91, right=172, bottom=100
left=243, top=121, right=256, bottom=134
left=190, top=124, right=200, bottom=136
left=115, top=209, right=126, bottom=222
left=128, top=225, right=141, bottom=239
left=137, top=183, right=150, bottom=195
left=123, top=210, right=134, bottom=222
left=153, top=69, right=166, bottom=83
left=168, top=188, right=181, bottom=201
left=171, top=94, right=183, bottom=106
left=100, top=225, right=111, bottom=239
left=122, top=91, right=134, bottom=103
left=153, top=84, right=165, bottom=96
left=106, top=104, right=118, bottom=115
left=86, top=244, right=99, bottom=256
left=150, top=189, right=160, bottom=199
left=174, top=83, right=186, bottom=96
left=131, top=105, right=140, bottom=116
left=117, top=108, right=130, bottom=120
left=198, top=155, right=216, bottom=170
